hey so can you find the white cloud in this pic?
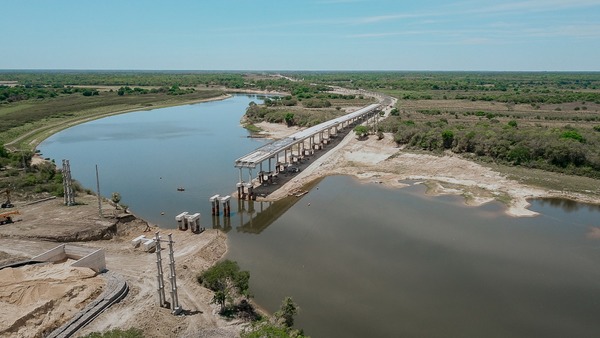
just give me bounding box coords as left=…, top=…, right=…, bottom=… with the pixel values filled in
left=353, top=0, right=600, bottom=25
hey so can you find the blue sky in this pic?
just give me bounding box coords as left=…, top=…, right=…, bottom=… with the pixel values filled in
left=2, top=0, right=599, bottom=71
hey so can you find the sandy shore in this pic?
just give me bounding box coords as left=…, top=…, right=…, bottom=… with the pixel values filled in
left=254, top=119, right=600, bottom=217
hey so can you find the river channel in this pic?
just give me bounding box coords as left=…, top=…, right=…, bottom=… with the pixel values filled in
left=39, top=95, right=600, bottom=337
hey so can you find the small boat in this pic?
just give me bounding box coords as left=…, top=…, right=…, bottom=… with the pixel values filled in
left=177, top=187, right=185, bottom=192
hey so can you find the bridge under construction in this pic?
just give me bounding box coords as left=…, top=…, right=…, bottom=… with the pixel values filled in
left=234, top=103, right=381, bottom=199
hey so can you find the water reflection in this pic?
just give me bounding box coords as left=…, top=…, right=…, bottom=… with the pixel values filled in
left=226, top=176, right=600, bottom=338
left=536, top=197, right=600, bottom=212
left=218, top=179, right=323, bottom=234
left=39, top=95, right=270, bottom=227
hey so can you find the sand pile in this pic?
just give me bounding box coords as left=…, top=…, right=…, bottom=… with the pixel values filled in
left=0, top=260, right=104, bottom=338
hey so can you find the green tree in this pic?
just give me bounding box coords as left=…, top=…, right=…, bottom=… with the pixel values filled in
left=507, top=145, right=531, bottom=165
left=441, top=130, right=454, bottom=149
left=0, top=145, right=8, bottom=158
left=198, top=260, right=251, bottom=314
left=242, top=297, right=306, bottom=338
left=354, top=125, right=368, bottom=138
left=284, top=113, right=295, bottom=127
left=275, top=297, right=299, bottom=328
left=212, top=289, right=229, bottom=312
left=111, top=192, right=121, bottom=209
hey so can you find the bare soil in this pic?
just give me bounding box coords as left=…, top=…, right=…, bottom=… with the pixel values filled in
left=0, top=194, right=239, bottom=338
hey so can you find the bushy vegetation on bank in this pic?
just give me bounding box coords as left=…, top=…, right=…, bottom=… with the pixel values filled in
left=381, top=117, right=600, bottom=178
left=197, top=259, right=257, bottom=319
left=0, top=84, right=98, bottom=103
left=0, top=145, right=71, bottom=197
left=198, top=260, right=307, bottom=337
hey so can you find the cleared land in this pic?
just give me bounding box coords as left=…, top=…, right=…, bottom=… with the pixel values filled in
left=0, top=194, right=238, bottom=338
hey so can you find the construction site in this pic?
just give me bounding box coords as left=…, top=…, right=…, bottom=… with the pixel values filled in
left=0, top=186, right=239, bottom=337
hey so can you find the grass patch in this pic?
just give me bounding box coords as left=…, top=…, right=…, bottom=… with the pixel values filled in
left=244, top=123, right=262, bottom=133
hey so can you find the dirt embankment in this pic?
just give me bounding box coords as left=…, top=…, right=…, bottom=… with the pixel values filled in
left=0, top=194, right=238, bottom=338
left=0, top=260, right=104, bottom=338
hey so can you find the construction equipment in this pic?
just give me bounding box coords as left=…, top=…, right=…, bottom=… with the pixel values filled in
left=1, top=188, right=13, bottom=208
left=0, top=210, right=19, bottom=225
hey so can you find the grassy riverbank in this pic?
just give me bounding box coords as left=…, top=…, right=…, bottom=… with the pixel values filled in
left=1, top=89, right=227, bottom=151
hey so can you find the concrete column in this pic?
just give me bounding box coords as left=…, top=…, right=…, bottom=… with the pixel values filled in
left=155, top=232, right=166, bottom=308
left=236, top=183, right=244, bottom=200
left=210, top=195, right=220, bottom=215
left=176, top=212, right=189, bottom=230
left=220, top=195, right=231, bottom=217
left=167, top=233, right=182, bottom=315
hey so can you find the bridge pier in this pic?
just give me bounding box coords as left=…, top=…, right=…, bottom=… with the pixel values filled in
left=220, top=195, right=231, bottom=217
left=210, top=194, right=220, bottom=215
left=234, top=103, right=381, bottom=198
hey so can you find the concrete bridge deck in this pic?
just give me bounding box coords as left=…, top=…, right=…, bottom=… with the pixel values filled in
left=235, top=103, right=380, bottom=169
left=233, top=103, right=381, bottom=199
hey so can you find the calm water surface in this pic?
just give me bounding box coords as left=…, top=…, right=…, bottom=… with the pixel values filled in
left=39, top=96, right=600, bottom=337
left=227, top=177, right=600, bottom=337
left=40, top=95, right=268, bottom=225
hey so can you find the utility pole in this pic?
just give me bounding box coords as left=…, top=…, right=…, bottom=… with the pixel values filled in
left=155, top=232, right=167, bottom=308
left=154, top=231, right=182, bottom=314
left=95, top=165, right=103, bottom=217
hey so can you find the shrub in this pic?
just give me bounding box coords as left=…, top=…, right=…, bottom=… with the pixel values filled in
left=561, top=130, right=585, bottom=143
left=81, top=328, right=143, bottom=338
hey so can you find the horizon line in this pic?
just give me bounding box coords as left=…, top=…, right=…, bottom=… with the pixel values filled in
left=1, top=69, right=599, bottom=73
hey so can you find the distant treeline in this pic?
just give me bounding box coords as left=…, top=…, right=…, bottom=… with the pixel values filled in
left=4, top=71, right=599, bottom=104
left=0, top=72, right=321, bottom=93
left=299, top=72, right=600, bottom=104
left=0, top=84, right=92, bottom=103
